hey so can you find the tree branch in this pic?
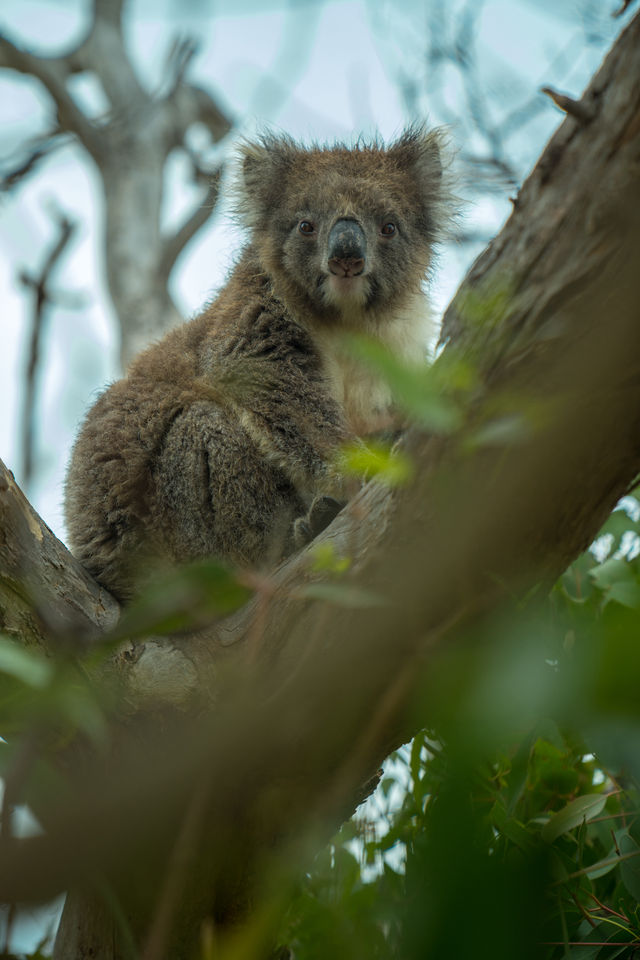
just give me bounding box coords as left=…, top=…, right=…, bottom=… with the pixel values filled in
left=92, top=0, right=126, bottom=29
left=0, top=34, right=102, bottom=157
left=159, top=165, right=223, bottom=278
left=19, top=209, right=77, bottom=491
left=75, top=0, right=146, bottom=112
left=163, top=81, right=233, bottom=149
left=0, top=131, right=71, bottom=192
left=163, top=35, right=200, bottom=98
left=0, top=462, right=120, bottom=651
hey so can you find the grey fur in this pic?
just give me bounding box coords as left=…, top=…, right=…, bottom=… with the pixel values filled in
left=65, top=128, right=451, bottom=600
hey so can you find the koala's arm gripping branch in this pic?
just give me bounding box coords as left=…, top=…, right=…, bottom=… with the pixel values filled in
left=239, top=386, right=352, bottom=495
left=208, top=309, right=354, bottom=493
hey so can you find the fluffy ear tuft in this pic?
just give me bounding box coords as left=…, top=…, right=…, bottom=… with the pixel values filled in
left=390, top=125, right=456, bottom=240
left=234, top=133, right=297, bottom=229
left=389, top=125, right=446, bottom=188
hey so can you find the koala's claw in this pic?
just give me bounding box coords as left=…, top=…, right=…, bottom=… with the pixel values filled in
left=292, top=516, right=313, bottom=549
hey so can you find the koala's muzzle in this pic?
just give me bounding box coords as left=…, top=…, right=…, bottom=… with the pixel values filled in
left=328, top=219, right=366, bottom=278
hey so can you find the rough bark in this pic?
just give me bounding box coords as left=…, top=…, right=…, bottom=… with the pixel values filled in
left=0, top=10, right=639, bottom=959
left=0, top=0, right=231, bottom=369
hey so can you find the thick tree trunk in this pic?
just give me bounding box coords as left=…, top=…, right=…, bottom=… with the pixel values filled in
left=1, top=11, right=639, bottom=959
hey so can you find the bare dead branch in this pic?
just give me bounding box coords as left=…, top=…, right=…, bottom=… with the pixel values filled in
left=459, top=152, right=519, bottom=191
left=0, top=132, right=71, bottom=192
left=0, top=35, right=102, bottom=157
left=165, top=81, right=233, bottom=147
left=159, top=165, right=223, bottom=278
left=78, top=9, right=146, bottom=112
left=164, top=35, right=201, bottom=97
left=19, top=209, right=77, bottom=491
left=613, top=0, right=637, bottom=16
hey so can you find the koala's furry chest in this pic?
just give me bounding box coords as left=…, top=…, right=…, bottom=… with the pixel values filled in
left=313, top=295, right=433, bottom=437
left=320, top=347, right=396, bottom=437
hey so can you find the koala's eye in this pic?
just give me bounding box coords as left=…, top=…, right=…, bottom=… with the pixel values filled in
left=298, top=220, right=315, bottom=235
left=381, top=222, right=396, bottom=237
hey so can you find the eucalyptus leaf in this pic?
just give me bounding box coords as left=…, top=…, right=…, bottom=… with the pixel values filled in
left=339, top=441, right=413, bottom=486
left=607, top=580, right=640, bottom=609
left=589, top=557, right=633, bottom=589
left=585, top=848, right=620, bottom=880
left=541, top=794, right=607, bottom=843
left=618, top=830, right=640, bottom=901
left=341, top=334, right=464, bottom=433
left=0, top=636, right=52, bottom=689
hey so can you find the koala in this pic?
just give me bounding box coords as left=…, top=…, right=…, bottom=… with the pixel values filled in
left=64, top=127, right=450, bottom=600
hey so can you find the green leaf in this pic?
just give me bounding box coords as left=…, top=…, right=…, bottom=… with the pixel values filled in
left=618, top=830, right=640, bottom=901
left=410, top=733, right=425, bottom=792
left=339, top=441, right=413, bottom=487
left=600, top=509, right=638, bottom=542
left=505, top=730, right=536, bottom=814
left=607, top=580, right=640, bottom=609
left=0, top=636, right=52, bottom=689
left=53, top=679, right=108, bottom=744
left=309, top=542, right=351, bottom=575
left=590, top=557, right=632, bottom=590
left=589, top=556, right=640, bottom=608
left=541, top=794, right=607, bottom=843
left=380, top=776, right=395, bottom=798
left=341, top=335, right=464, bottom=433
left=585, top=848, right=620, bottom=880
left=113, top=560, right=252, bottom=640
left=491, top=801, right=537, bottom=854
left=564, top=922, right=635, bottom=960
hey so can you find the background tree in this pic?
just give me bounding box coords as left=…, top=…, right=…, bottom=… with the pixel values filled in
left=1, top=2, right=640, bottom=959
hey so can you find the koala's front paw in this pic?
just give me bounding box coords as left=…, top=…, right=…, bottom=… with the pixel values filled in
left=292, top=515, right=313, bottom=550
left=292, top=495, right=346, bottom=550
left=308, top=495, right=345, bottom=536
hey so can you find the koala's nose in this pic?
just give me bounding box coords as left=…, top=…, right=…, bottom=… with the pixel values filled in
left=328, top=219, right=366, bottom=278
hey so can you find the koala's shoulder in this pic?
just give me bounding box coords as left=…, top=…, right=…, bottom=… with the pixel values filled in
left=198, top=259, right=322, bottom=375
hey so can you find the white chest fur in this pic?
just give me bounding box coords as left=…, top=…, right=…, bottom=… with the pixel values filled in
left=317, top=290, right=435, bottom=436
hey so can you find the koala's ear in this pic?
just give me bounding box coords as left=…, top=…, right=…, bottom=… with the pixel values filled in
left=390, top=126, right=445, bottom=189
left=389, top=125, right=455, bottom=240
left=235, top=134, right=296, bottom=227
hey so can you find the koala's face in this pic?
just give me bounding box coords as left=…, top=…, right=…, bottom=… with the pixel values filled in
left=237, top=128, right=449, bottom=323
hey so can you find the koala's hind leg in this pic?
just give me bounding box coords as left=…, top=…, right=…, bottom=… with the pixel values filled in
left=151, top=402, right=305, bottom=568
